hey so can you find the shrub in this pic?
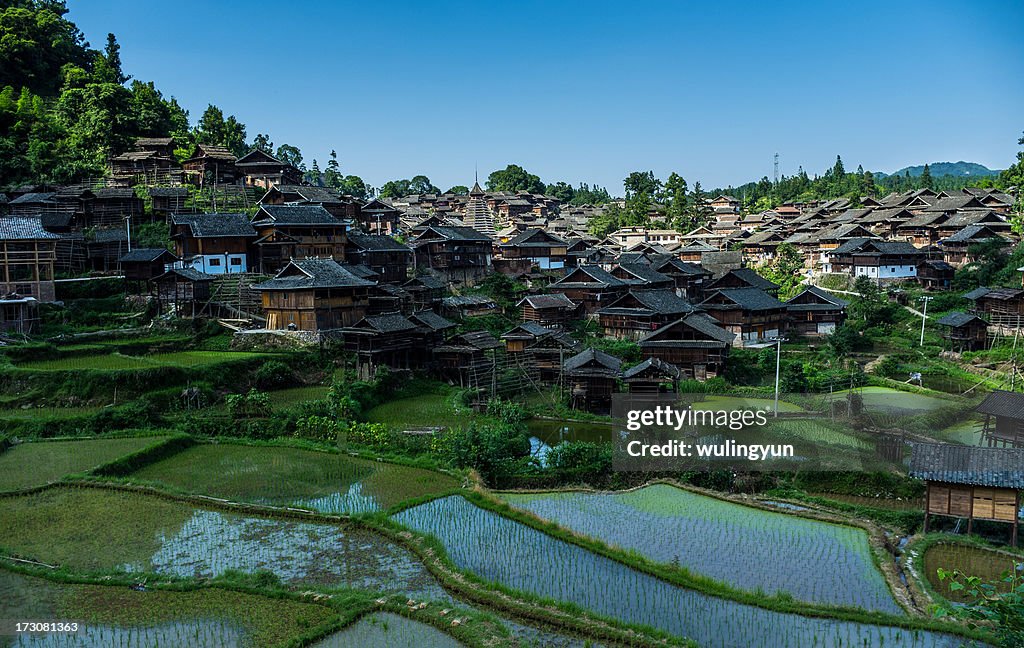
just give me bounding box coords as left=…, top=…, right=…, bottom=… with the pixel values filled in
left=253, top=360, right=292, bottom=389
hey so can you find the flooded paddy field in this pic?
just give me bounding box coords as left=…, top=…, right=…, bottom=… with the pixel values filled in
left=394, top=496, right=967, bottom=648
left=500, top=483, right=900, bottom=612
left=128, top=443, right=458, bottom=513
left=0, top=487, right=447, bottom=600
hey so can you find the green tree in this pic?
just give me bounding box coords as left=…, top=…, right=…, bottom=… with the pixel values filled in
left=663, top=172, right=689, bottom=230
left=306, top=158, right=321, bottom=186
left=409, top=174, right=439, bottom=194
left=252, top=133, right=273, bottom=154
left=920, top=163, right=933, bottom=190
left=93, top=33, right=129, bottom=85
left=546, top=181, right=575, bottom=203
left=274, top=143, right=303, bottom=169
left=195, top=104, right=247, bottom=157
left=0, top=1, right=92, bottom=96
left=687, top=181, right=712, bottom=230
left=760, top=243, right=804, bottom=299
left=446, top=185, right=469, bottom=195
left=487, top=164, right=545, bottom=194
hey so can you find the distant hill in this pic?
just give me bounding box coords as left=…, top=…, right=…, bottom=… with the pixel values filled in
left=875, top=161, right=1001, bottom=179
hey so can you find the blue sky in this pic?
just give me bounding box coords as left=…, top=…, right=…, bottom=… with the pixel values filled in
left=68, top=0, right=1023, bottom=194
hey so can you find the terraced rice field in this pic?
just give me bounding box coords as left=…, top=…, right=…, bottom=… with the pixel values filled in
left=0, top=437, right=169, bottom=491
left=0, top=406, right=106, bottom=421
left=0, top=569, right=338, bottom=648
left=394, top=496, right=963, bottom=648
left=310, top=613, right=461, bottom=648
left=826, top=387, right=951, bottom=414
left=15, top=351, right=266, bottom=372
left=129, top=444, right=458, bottom=513
left=922, top=542, right=1020, bottom=603
left=0, top=488, right=447, bottom=600
left=500, top=484, right=899, bottom=612
left=691, top=394, right=805, bottom=413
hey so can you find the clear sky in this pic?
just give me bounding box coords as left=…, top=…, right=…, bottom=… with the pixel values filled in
left=67, top=0, right=1024, bottom=194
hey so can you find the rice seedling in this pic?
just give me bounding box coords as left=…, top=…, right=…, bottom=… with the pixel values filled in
left=14, top=351, right=268, bottom=372
left=923, top=542, right=1019, bottom=603
left=309, top=612, right=461, bottom=648
left=500, top=484, right=900, bottom=613
left=394, top=496, right=965, bottom=648
left=0, top=437, right=170, bottom=491
left=129, top=444, right=458, bottom=513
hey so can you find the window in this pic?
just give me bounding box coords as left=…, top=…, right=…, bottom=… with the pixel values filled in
left=230, top=258, right=242, bottom=266
left=891, top=267, right=896, bottom=272
left=208, top=258, right=221, bottom=266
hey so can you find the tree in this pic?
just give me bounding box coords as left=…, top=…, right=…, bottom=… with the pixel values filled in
left=687, top=181, right=712, bottom=230
left=546, top=181, right=575, bottom=203
left=487, top=164, right=545, bottom=194
left=339, top=175, right=371, bottom=200
left=664, top=172, right=689, bottom=230
left=128, top=81, right=186, bottom=137
left=93, top=33, right=129, bottom=85
left=195, top=104, right=247, bottom=157
left=409, top=175, right=439, bottom=194
left=446, top=185, right=469, bottom=195
left=274, top=143, right=303, bottom=170
left=252, top=133, right=273, bottom=154
left=0, top=1, right=92, bottom=96
left=588, top=203, right=623, bottom=238
left=760, top=243, right=804, bottom=299
left=378, top=179, right=411, bottom=198
left=305, top=158, right=321, bottom=186
left=920, top=163, right=933, bottom=190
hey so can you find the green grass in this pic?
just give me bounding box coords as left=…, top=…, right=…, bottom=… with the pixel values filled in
left=0, top=405, right=106, bottom=420
left=15, top=351, right=268, bottom=372
left=266, top=385, right=331, bottom=408
left=365, top=387, right=468, bottom=430
left=129, top=443, right=458, bottom=512
left=692, top=394, right=805, bottom=413
left=0, top=436, right=170, bottom=491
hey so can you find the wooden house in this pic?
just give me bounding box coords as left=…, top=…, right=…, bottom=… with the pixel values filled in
left=346, top=233, right=411, bottom=284
left=563, top=348, right=622, bottom=413
left=255, top=258, right=375, bottom=331
left=0, top=293, right=39, bottom=335
left=917, top=259, right=955, bottom=291
left=343, top=313, right=419, bottom=377
left=359, top=198, right=401, bottom=235
left=234, top=149, right=303, bottom=189
left=0, top=216, right=59, bottom=302
left=565, top=238, right=600, bottom=267
left=409, top=310, right=457, bottom=358
left=86, top=228, right=128, bottom=271
left=410, top=225, right=493, bottom=285
left=936, top=312, right=988, bottom=352
left=699, top=287, right=787, bottom=346
left=637, top=313, right=734, bottom=381
left=109, top=150, right=178, bottom=185
left=148, top=187, right=189, bottom=217
left=676, top=240, right=718, bottom=262
left=181, top=144, right=239, bottom=186
left=597, top=289, right=696, bottom=340
left=704, top=268, right=780, bottom=297
left=825, top=238, right=924, bottom=283
left=972, top=288, right=1024, bottom=328
left=940, top=226, right=1008, bottom=267
left=910, top=442, right=1022, bottom=546
left=170, top=213, right=256, bottom=274
left=976, top=390, right=1024, bottom=448
left=649, top=258, right=709, bottom=300
left=547, top=265, right=629, bottom=314
left=500, top=323, right=579, bottom=383
left=517, top=293, right=579, bottom=329
left=784, top=286, right=848, bottom=337
left=119, top=248, right=179, bottom=290
left=610, top=263, right=675, bottom=290
left=623, top=357, right=682, bottom=394
left=432, top=330, right=504, bottom=387
left=249, top=204, right=348, bottom=274
left=498, top=229, right=568, bottom=270
left=259, top=184, right=360, bottom=221
left=501, top=322, right=555, bottom=354
left=402, top=275, right=447, bottom=311
left=154, top=267, right=214, bottom=317
left=440, top=294, right=498, bottom=319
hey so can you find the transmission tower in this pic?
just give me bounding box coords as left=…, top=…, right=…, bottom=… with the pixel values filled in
left=773, top=153, right=779, bottom=184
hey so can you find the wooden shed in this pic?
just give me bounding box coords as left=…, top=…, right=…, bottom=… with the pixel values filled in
left=154, top=267, right=214, bottom=317
left=910, top=442, right=1023, bottom=546
left=623, top=357, right=681, bottom=394
left=563, top=348, right=622, bottom=413
left=936, top=312, right=988, bottom=352
left=976, top=390, right=1024, bottom=448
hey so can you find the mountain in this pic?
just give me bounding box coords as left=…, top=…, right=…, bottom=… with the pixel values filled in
left=875, top=161, right=1001, bottom=179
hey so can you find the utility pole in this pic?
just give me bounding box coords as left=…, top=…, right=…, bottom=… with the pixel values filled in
left=124, top=215, right=132, bottom=252
left=773, top=337, right=788, bottom=417
left=919, top=296, right=933, bottom=346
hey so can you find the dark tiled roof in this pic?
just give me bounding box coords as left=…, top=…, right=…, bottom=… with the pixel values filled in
left=340, top=263, right=380, bottom=280
left=148, top=187, right=189, bottom=198
left=623, top=357, right=681, bottom=380
left=253, top=205, right=342, bottom=226
left=784, top=286, right=850, bottom=310
left=156, top=267, right=215, bottom=282
left=501, top=228, right=567, bottom=247
left=963, top=286, right=991, bottom=301
left=563, top=347, right=622, bottom=374
left=517, top=293, right=577, bottom=309
left=442, top=295, right=497, bottom=307
left=942, top=225, right=1006, bottom=244
left=909, top=442, right=1024, bottom=489
left=639, top=312, right=735, bottom=346
left=832, top=238, right=923, bottom=256
left=403, top=275, right=446, bottom=290
left=92, top=228, right=128, bottom=242
left=452, top=330, right=502, bottom=350
left=0, top=216, right=61, bottom=240
left=120, top=248, right=176, bottom=263
left=702, top=287, right=785, bottom=311
left=708, top=268, right=780, bottom=292
left=936, top=312, right=985, bottom=328
left=172, top=213, right=257, bottom=238
left=348, top=232, right=411, bottom=252
left=8, top=192, right=56, bottom=205
left=616, top=263, right=672, bottom=285
left=501, top=322, right=552, bottom=339
left=550, top=265, right=627, bottom=288
left=353, top=313, right=418, bottom=333
left=256, top=259, right=376, bottom=291
left=420, top=226, right=492, bottom=242
left=93, top=187, right=137, bottom=199
left=600, top=289, right=695, bottom=316
left=409, top=310, right=456, bottom=331
left=976, top=390, right=1024, bottom=421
